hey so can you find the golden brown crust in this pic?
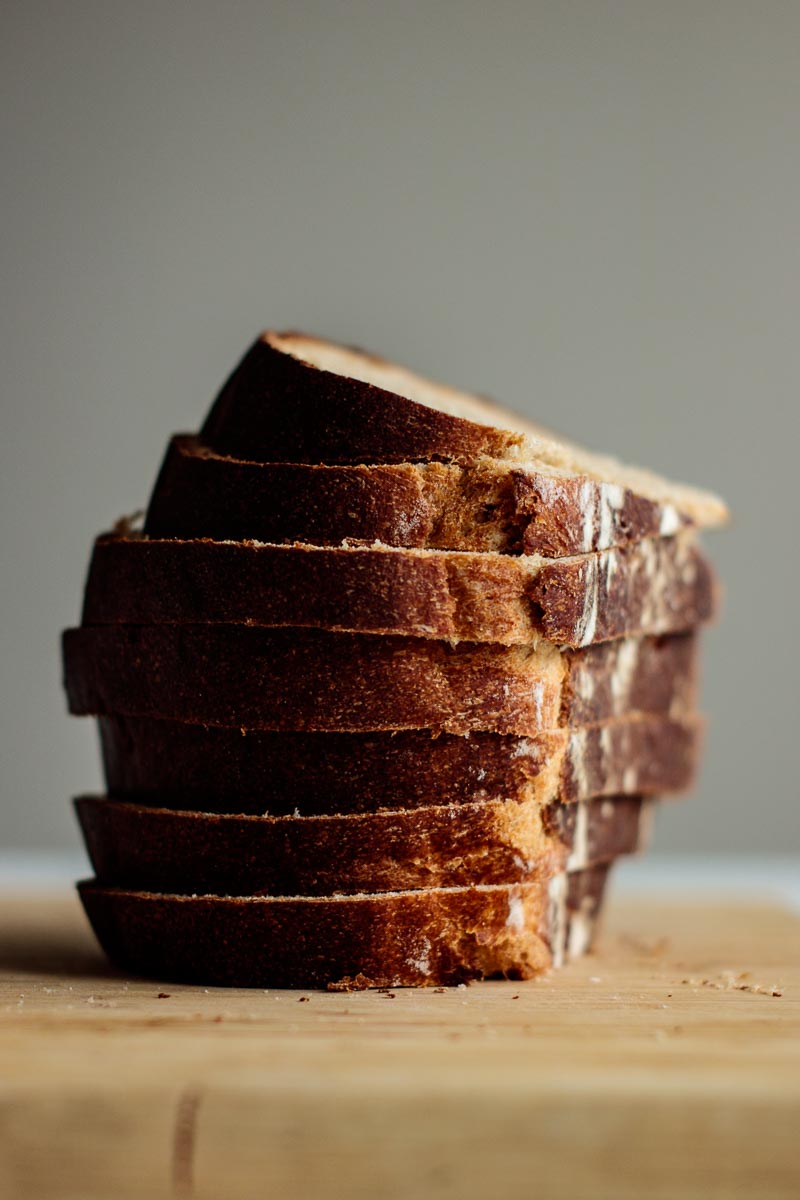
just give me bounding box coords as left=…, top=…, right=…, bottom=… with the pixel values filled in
left=63, top=626, right=698, bottom=735
left=98, top=715, right=700, bottom=813
left=201, top=333, right=525, bottom=466
left=145, top=436, right=696, bottom=559
left=78, top=865, right=610, bottom=988
left=82, top=533, right=716, bottom=649
left=75, top=794, right=644, bottom=895
left=196, top=334, right=727, bottom=530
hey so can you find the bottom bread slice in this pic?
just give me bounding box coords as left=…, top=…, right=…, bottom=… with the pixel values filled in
left=75, top=794, right=647, bottom=896
left=78, top=865, right=609, bottom=989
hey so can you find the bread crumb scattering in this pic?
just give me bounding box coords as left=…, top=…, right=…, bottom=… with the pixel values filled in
left=680, top=973, right=783, bottom=996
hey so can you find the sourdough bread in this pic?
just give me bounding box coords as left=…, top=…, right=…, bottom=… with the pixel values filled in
left=75, top=794, right=645, bottom=896
left=146, top=435, right=707, bottom=558
left=100, top=714, right=699, bottom=813
left=200, top=333, right=727, bottom=530
left=78, top=864, right=610, bottom=988
left=83, top=532, right=716, bottom=649
left=63, top=626, right=698, bottom=735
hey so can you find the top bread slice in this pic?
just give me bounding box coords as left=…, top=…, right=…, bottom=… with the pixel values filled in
left=200, top=331, right=728, bottom=529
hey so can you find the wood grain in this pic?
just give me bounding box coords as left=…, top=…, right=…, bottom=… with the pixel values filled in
left=0, top=890, right=797, bottom=1200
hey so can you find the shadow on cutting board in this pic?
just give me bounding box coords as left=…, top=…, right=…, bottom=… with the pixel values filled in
left=0, top=890, right=124, bottom=983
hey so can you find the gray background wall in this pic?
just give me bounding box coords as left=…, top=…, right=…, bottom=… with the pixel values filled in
left=2, top=1, right=798, bottom=853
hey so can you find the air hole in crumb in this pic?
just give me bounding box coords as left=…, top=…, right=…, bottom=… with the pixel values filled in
left=528, top=599, right=546, bottom=630
left=475, top=503, right=498, bottom=524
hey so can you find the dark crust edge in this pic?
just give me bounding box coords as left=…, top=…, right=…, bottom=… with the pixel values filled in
left=200, top=335, right=520, bottom=466
left=63, top=625, right=699, bottom=736
left=144, top=435, right=695, bottom=560
left=98, top=714, right=700, bottom=813
left=77, top=865, right=610, bottom=989
left=81, top=533, right=716, bottom=649
left=74, top=794, right=644, bottom=895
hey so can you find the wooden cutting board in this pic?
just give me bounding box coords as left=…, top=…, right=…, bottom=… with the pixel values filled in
left=0, top=888, right=797, bottom=1200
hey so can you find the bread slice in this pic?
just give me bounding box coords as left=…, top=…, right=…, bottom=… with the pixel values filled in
left=100, top=713, right=700, bottom=814
left=75, top=793, right=646, bottom=896
left=199, top=332, right=727, bottom=530
left=63, top=626, right=698, bottom=735
left=146, top=435, right=712, bottom=559
left=78, top=864, right=610, bottom=988
left=83, top=532, right=716, bottom=650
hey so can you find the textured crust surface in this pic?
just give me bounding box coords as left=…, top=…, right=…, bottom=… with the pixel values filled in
left=82, top=533, right=716, bottom=649
left=63, top=626, right=698, bottom=735
left=75, top=794, right=644, bottom=895
left=145, top=436, right=697, bottom=559
left=201, top=333, right=525, bottom=466
left=199, top=333, right=727, bottom=528
left=78, top=866, right=610, bottom=988
left=100, top=714, right=700, bottom=814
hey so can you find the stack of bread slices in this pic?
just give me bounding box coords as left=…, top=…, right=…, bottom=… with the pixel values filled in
left=62, top=332, right=727, bottom=989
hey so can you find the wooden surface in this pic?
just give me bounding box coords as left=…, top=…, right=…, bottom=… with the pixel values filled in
left=0, top=889, right=798, bottom=1200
